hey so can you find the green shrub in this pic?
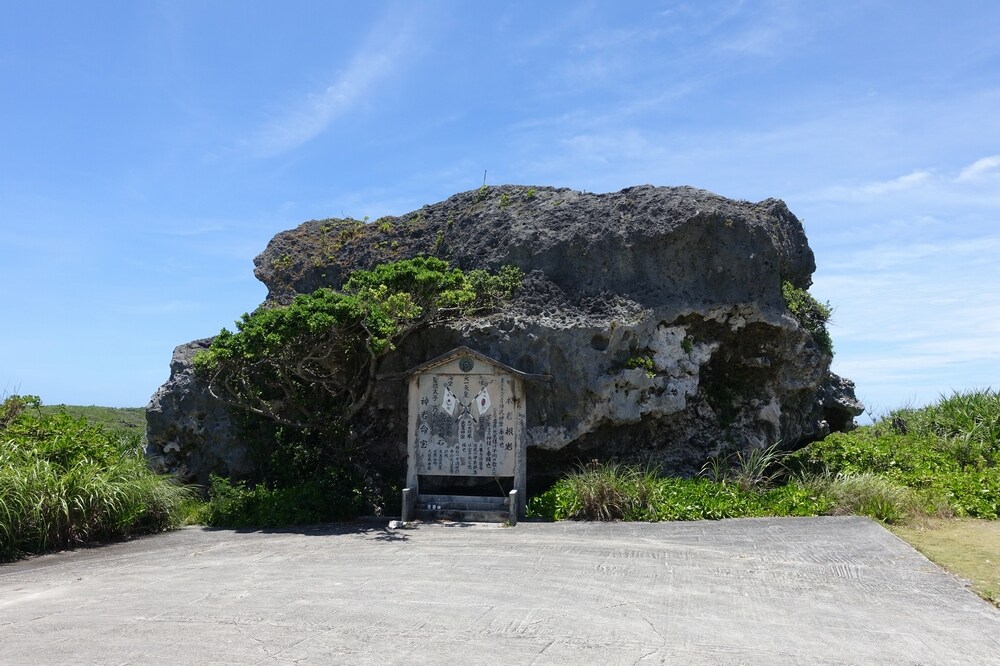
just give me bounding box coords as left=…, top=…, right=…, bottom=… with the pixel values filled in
left=787, top=390, right=1000, bottom=519
left=526, top=462, right=833, bottom=522
left=0, top=395, right=194, bottom=561
left=782, top=281, right=833, bottom=355
left=190, top=257, right=522, bottom=527
left=625, top=353, right=655, bottom=377
left=202, top=471, right=363, bottom=528
left=195, top=257, right=522, bottom=432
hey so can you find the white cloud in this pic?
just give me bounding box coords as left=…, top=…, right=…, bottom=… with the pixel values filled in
left=956, top=155, right=1000, bottom=182
left=243, top=8, right=420, bottom=158
left=859, top=170, right=931, bottom=195
left=561, top=129, right=663, bottom=163
left=826, top=235, right=1000, bottom=273
left=809, top=169, right=932, bottom=201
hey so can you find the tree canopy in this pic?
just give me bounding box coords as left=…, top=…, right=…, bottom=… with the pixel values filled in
left=194, top=257, right=522, bottom=432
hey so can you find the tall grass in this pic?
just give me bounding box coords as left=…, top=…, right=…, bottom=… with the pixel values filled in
left=528, top=459, right=833, bottom=522
left=787, top=390, right=1000, bottom=519
left=795, top=472, right=918, bottom=524
left=531, top=390, right=999, bottom=525
left=700, top=441, right=787, bottom=491
left=550, top=461, right=661, bottom=520
left=891, top=390, right=1000, bottom=446
left=0, top=395, right=194, bottom=561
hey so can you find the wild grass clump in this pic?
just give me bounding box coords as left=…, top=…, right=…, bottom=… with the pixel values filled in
left=699, top=441, right=787, bottom=491
left=787, top=390, right=1000, bottom=519
left=539, top=461, right=660, bottom=521
left=795, top=472, right=918, bottom=524
left=527, top=459, right=833, bottom=522
left=0, top=395, right=194, bottom=561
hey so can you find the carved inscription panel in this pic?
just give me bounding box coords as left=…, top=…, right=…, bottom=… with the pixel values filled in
left=413, top=368, right=518, bottom=477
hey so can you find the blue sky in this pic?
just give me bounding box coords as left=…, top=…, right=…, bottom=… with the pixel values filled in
left=2, top=1, right=998, bottom=418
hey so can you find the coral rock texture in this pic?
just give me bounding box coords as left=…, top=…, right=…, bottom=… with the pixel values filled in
left=148, top=185, right=863, bottom=483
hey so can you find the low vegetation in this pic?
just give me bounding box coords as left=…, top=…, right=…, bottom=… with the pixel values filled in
left=527, top=460, right=832, bottom=522
left=0, top=395, right=193, bottom=562
left=530, top=389, right=999, bottom=524
left=787, top=389, right=1000, bottom=519
left=38, top=404, right=146, bottom=436
left=781, top=281, right=834, bottom=355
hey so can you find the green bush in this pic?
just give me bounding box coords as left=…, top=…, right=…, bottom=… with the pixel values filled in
left=195, top=257, right=521, bottom=434
left=787, top=390, right=1000, bottom=519
left=527, top=461, right=833, bottom=522
left=782, top=281, right=833, bottom=355
left=201, top=472, right=363, bottom=528
left=190, top=257, right=522, bottom=527
left=0, top=395, right=194, bottom=561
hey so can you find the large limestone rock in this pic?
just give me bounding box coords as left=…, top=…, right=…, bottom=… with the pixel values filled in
left=147, top=185, right=863, bottom=485
left=145, top=339, right=245, bottom=486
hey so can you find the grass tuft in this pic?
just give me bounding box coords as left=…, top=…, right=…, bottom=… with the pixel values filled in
left=0, top=395, right=194, bottom=562
left=532, top=390, right=999, bottom=526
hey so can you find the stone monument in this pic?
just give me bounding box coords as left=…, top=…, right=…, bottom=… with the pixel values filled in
left=400, top=346, right=549, bottom=523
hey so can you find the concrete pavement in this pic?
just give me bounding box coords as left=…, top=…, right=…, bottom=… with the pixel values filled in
left=1, top=516, right=999, bottom=664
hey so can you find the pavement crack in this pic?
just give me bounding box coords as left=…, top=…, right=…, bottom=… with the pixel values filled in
left=627, top=598, right=666, bottom=646
left=634, top=647, right=658, bottom=664
left=529, top=639, right=555, bottom=664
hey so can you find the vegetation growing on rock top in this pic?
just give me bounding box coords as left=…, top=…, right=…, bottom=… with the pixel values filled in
left=782, top=280, right=834, bottom=355
left=194, top=256, right=522, bottom=432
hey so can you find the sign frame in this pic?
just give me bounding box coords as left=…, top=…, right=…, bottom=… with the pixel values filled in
left=402, top=347, right=548, bottom=519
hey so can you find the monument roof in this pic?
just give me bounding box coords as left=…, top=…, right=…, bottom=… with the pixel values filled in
left=400, top=346, right=551, bottom=381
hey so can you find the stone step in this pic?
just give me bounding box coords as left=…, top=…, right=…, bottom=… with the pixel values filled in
left=417, top=494, right=508, bottom=511
left=403, top=489, right=518, bottom=525
left=412, top=508, right=510, bottom=523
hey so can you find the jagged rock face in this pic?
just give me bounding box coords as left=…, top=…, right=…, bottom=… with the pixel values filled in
left=145, top=339, right=245, bottom=487
left=148, top=185, right=863, bottom=485
left=255, top=185, right=815, bottom=308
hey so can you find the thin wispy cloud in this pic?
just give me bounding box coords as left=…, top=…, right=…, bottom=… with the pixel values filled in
left=808, top=155, right=1000, bottom=206
left=242, top=7, right=421, bottom=158
left=120, top=300, right=204, bottom=316
left=827, top=235, right=1000, bottom=273
left=956, top=155, right=1000, bottom=182
left=860, top=170, right=931, bottom=195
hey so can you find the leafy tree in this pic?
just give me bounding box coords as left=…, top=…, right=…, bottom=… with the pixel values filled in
left=194, top=257, right=521, bottom=435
